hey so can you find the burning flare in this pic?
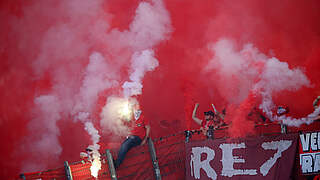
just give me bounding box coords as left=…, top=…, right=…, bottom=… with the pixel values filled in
left=119, top=99, right=133, bottom=121
left=90, top=151, right=101, bottom=178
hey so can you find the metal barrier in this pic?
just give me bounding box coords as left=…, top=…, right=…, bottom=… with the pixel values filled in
left=64, top=161, right=73, bottom=180
left=148, top=138, right=161, bottom=180
left=20, top=122, right=294, bottom=180
left=281, top=123, right=287, bottom=134
left=106, top=149, right=117, bottom=180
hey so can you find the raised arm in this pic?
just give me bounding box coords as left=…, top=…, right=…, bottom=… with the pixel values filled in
left=313, top=96, right=320, bottom=110
left=192, top=103, right=202, bottom=125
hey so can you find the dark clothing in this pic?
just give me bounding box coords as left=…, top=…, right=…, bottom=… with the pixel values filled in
left=114, top=135, right=142, bottom=169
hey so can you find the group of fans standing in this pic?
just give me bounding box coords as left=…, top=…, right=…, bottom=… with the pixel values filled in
left=80, top=96, right=320, bottom=170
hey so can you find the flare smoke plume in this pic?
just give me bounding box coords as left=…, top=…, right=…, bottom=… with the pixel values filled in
left=1, top=0, right=320, bottom=177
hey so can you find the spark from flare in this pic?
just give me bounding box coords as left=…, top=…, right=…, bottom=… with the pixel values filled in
left=90, top=150, right=101, bottom=178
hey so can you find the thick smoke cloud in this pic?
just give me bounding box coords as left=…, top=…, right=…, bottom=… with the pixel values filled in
left=206, top=38, right=311, bottom=137
left=1, top=0, right=172, bottom=176
left=100, top=0, right=172, bottom=139
left=1, top=0, right=320, bottom=178
left=21, top=95, right=62, bottom=172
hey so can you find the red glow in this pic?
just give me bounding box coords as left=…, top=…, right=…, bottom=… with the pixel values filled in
left=1, top=0, right=320, bottom=178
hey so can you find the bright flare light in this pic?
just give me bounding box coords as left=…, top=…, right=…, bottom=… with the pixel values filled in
left=90, top=152, right=101, bottom=178
left=121, top=101, right=131, bottom=117
left=118, top=99, right=133, bottom=121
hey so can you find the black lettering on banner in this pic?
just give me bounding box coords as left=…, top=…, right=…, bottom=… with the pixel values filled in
left=300, top=133, right=311, bottom=152
left=301, top=154, right=313, bottom=173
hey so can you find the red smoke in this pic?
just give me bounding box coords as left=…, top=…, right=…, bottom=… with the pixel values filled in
left=1, top=0, right=320, bottom=178
left=224, top=92, right=259, bottom=138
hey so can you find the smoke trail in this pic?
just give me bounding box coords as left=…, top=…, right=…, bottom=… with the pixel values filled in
left=90, top=150, right=102, bottom=178
left=207, top=38, right=311, bottom=137
left=256, top=56, right=313, bottom=126
left=73, top=52, right=119, bottom=114
left=85, top=121, right=101, bottom=149
left=24, top=51, right=112, bottom=176
left=260, top=95, right=320, bottom=127
left=100, top=0, right=172, bottom=136
left=12, top=0, right=113, bottom=173
left=19, top=0, right=172, bottom=173
left=122, top=49, right=159, bottom=98
left=73, top=51, right=116, bottom=147
left=73, top=51, right=122, bottom=177
left=84, top=122, right=101, bottom=177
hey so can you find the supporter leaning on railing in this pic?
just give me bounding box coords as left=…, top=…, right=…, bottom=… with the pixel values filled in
left=114, top=103, right=150, bottom=169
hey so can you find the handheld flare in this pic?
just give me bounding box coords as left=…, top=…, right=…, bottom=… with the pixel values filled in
left=119, top=100, right=132, bottom=121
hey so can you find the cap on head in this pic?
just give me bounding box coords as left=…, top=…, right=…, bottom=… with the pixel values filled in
left=204, top=110, right=215, bottom=116
left=85, top=145, right=94, bottom=152
left=277, top=106, right=289, bottom=116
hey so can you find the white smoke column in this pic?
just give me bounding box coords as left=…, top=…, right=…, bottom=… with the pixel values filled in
left=85, top=122, right=101, bottom=178
left=260, top=95, right=320, bottom=127
left=73, top=52, right=118, bottom=113
left=23, top=0, right=171, bottom=172
left=33, top=51, right=119, bottom=177
left=90, top=151, right=101, bottom=178
left=100, top=0, right=172, bottom=135
left=207, top=38, right=313, bottom=128
left=76, top=113, right=102, bottom=177
left=19, top=0, right=111, bottom=172
left=84, top=122, right=101, bottom=150
left=122, top=50, right=159, bottom=98
left=73, top=52, right=118, bottom=177
left=121, top=0, right=171, bottom=98
left=74, top=51, right=118, bottom=138
left=22, top=0, right=171, bottom=173
left=277, top=107, right=320, bottom=126
left=73, top=51, right=115, bottom=159
left=256, top=57, right=313, bottom=126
